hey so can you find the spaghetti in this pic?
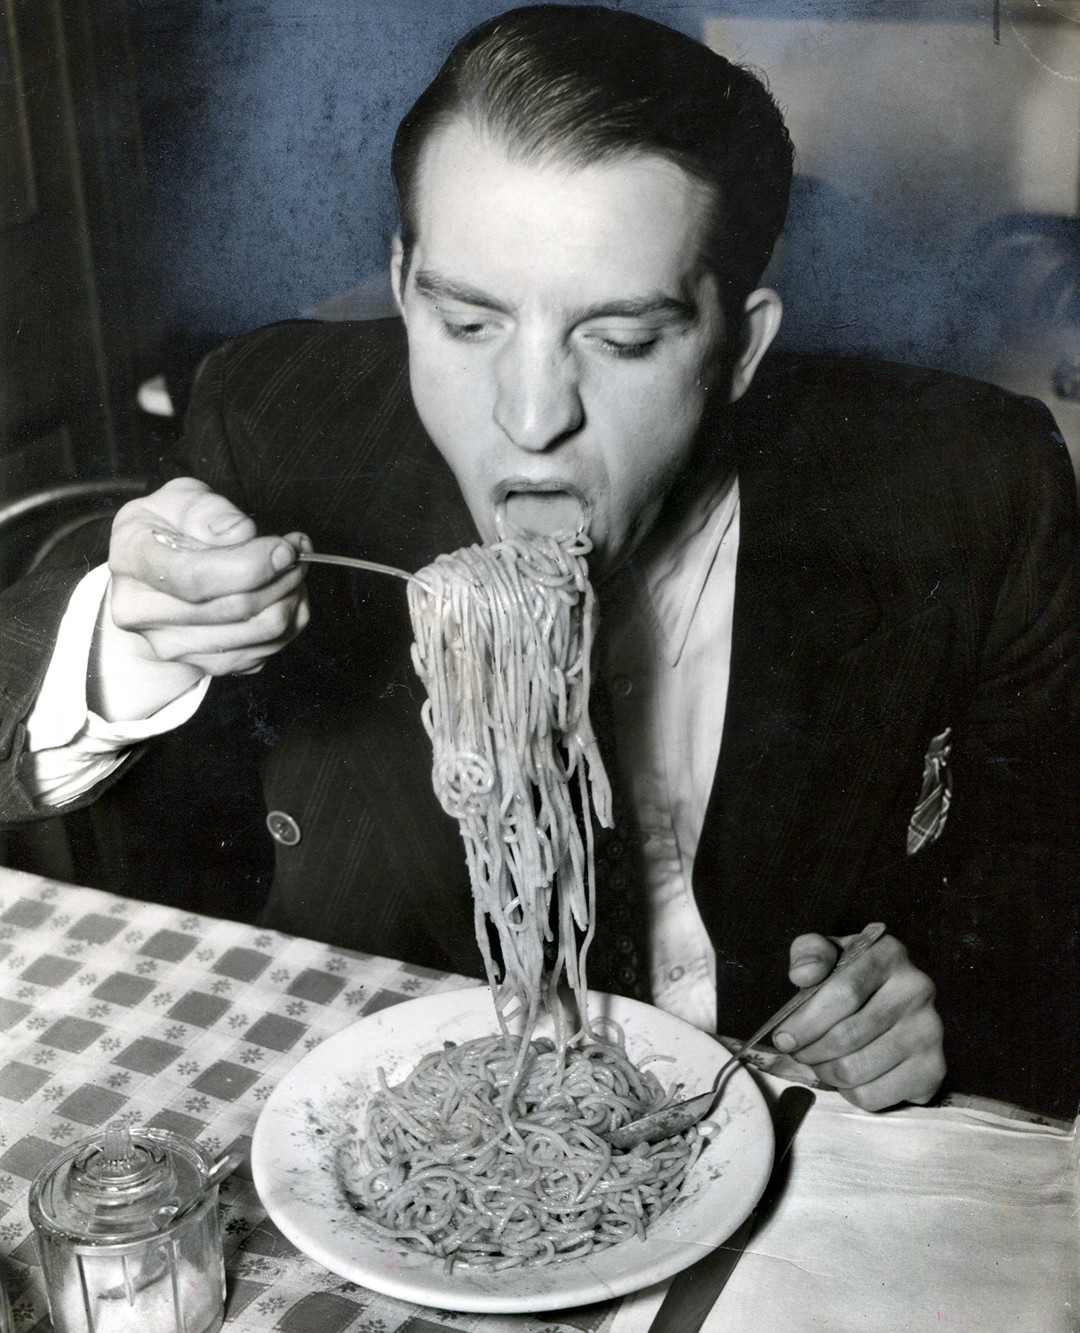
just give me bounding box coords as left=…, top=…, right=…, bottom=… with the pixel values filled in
left=406, top=532, right=611, bottom=1040
left=342, top=1032, right=701, bottom=1269
left=345, top=533, right=698, bottom=1268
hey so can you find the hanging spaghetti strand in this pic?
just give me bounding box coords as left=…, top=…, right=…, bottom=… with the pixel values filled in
left=406, top=532, right=612, bottom=1042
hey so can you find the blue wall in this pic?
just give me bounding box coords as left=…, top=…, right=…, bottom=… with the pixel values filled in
left=135, top=1, right=708, bottom=350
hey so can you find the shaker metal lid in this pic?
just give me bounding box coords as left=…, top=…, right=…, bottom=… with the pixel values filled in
left=29, top=1121, right=211, bottom=1242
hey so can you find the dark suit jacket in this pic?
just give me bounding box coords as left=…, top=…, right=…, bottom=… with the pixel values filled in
left=2, top=318, right=1078, bottom=1115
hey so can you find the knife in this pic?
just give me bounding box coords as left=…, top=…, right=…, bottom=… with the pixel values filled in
left=647, top=1085, right=816, bottom=1333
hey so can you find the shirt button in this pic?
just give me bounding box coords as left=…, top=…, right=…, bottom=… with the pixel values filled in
left=604, top=838, right=624, bottom=860
left=266, top=810, right=301, bottom=846
left=668, top=965, right=685, bottom=982
left=611, top=674, right=633, bottom=699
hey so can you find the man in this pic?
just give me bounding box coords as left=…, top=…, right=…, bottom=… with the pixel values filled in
left=1, top=6, right=1077, bottom=1116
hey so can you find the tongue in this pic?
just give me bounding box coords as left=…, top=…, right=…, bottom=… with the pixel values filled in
left=501, top=491, right=586, bottom=539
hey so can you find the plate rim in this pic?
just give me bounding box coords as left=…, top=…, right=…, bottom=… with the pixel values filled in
left=251, top=986, right=775, bottom=1314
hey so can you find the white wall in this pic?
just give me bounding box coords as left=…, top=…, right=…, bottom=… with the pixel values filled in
left=705, top=3, right=1080, bottom=466
left=707, top=7, right=1080, bottom=225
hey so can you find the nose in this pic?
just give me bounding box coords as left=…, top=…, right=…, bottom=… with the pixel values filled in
left=493, top=331, right=583, bottom=452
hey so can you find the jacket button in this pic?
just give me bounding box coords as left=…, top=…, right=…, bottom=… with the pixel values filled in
left=266, top=810, right=301, bottom=846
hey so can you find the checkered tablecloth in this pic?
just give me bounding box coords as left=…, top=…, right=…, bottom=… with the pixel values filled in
left=0, top=867, right=623, bottom=1333
left=2, top=867, right=1077, bottom=1333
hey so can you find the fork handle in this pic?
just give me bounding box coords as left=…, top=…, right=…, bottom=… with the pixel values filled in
left=725, top=922, right=886, bottom=1070
left=298, top=552, right=415, bottom=581
left=150, top=529, right=417, bottom=584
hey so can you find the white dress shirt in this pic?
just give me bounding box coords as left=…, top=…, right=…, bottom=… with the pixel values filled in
left=24, top=481, right=741, bottom=1031
left=23, top=564, right=209, bottom=802
left=602, top=472, right=739, bottom=1031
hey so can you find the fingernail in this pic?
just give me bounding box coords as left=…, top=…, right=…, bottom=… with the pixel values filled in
left=208, top=513, right=248, bottom=535
left=773, top=1031, right=797, bottom=1052
left=271, top=543, right=296, bottom=572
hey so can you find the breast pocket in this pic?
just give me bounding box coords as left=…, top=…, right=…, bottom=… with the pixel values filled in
left=907, top=727, right=953, bottom=855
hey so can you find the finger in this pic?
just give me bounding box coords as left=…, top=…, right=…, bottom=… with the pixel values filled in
left=110, top=562, right=308, bottom=631
left=141, top=591, right=309, bottom=664
left=112, top=530, right=300, bottom=605
left=773, top=954, right=933, bottom=1066
left=177, top=645, right=284, bottom=677
left=775, top=935, right=901, bottom=1053
left=110, top=480, right=297, bottom=600
left=788, top=932, right=839, bottom=989
left=113, top=478, right=259, bottom=548
left=805, top=999, right=942, bottom=1087
left=165, top=484, right=257, bottom=546
left=181, top=599, right=308, bottom=674
left=794, top=965, right=937, bottom=1070
left=835, top=1033, right=947, bottom=1112
left=155, top=625, right=299, bottom=678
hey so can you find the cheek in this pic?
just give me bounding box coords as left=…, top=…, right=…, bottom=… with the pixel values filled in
left=409, top=350, right=482, bottom=462
left=599, top=372, right=708, bottom=484
left=597, top=404, right=707, bottom=554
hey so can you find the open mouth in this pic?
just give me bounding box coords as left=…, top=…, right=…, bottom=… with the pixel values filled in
left=493, top=481, right=590, bottom=541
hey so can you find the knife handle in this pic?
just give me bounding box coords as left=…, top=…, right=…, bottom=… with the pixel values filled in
left=645, top=1086, right=816, bottom=1333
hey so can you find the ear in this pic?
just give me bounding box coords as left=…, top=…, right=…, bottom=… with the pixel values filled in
left=390, top=235, right=407, bottom=316
left=728, top=288, right=783, bottom=403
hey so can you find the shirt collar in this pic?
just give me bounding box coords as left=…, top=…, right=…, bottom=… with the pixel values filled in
left=627, top=469, right=739, bottom=667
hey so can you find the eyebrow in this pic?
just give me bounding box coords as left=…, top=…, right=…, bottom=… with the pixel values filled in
left=414, top=272, right=510, bottom=313
left=412, top=270, right=697, bottom=324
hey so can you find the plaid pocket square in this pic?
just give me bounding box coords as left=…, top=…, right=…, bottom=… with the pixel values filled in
left=907, top=727, right=952, bottom=855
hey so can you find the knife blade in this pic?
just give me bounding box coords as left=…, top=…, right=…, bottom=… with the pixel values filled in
left=647, top=1085, right=816, bottom=1333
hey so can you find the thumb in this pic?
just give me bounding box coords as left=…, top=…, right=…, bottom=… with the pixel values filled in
left=788, top=932, right=838, bottom=988
left=178, top=484, right=257, bottom=547
left=132, top=478, right=257, bottom=549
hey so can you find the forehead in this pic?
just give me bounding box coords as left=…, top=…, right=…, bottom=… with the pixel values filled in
left=409, top=118, right=715, bottom=301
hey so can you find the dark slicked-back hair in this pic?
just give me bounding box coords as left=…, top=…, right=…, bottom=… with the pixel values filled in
left=391, top=4, right=794, bottom=328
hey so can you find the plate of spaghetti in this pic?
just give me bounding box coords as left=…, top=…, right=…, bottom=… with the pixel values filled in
left=251, top=985, right=774, bottom=1313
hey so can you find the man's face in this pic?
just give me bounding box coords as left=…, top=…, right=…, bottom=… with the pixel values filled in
left=394, top=119, right=737, bottom=577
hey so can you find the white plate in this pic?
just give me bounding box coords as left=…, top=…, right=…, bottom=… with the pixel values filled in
left=251, top=987, right=774, bottom=1314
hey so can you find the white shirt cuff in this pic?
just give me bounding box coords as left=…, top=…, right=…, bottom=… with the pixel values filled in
left=23, top=564, right=210, bottom=805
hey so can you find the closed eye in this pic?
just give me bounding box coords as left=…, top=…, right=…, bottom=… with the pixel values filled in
left=442, top=318, right=493, bottom=342
left=594, top=335, right=659, bottom=360
left=584, top=328, right=662, bottom=360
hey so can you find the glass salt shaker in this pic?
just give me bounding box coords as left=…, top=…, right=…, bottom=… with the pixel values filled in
left=0, top=1263, right=12, bottom=1333
left=29, top=1120, right=234, bottom=1333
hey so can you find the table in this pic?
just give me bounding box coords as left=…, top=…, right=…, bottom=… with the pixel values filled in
left=0, top=866, right=1075, bottom=1333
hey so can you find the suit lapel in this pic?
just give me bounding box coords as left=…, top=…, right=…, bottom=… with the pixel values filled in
left=693, top=397, right=953, bottom=1024
left=249, top=322, right=485, bottom=967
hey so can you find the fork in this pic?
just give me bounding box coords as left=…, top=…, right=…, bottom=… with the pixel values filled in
left=151, top=527, right=418, bottom=582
